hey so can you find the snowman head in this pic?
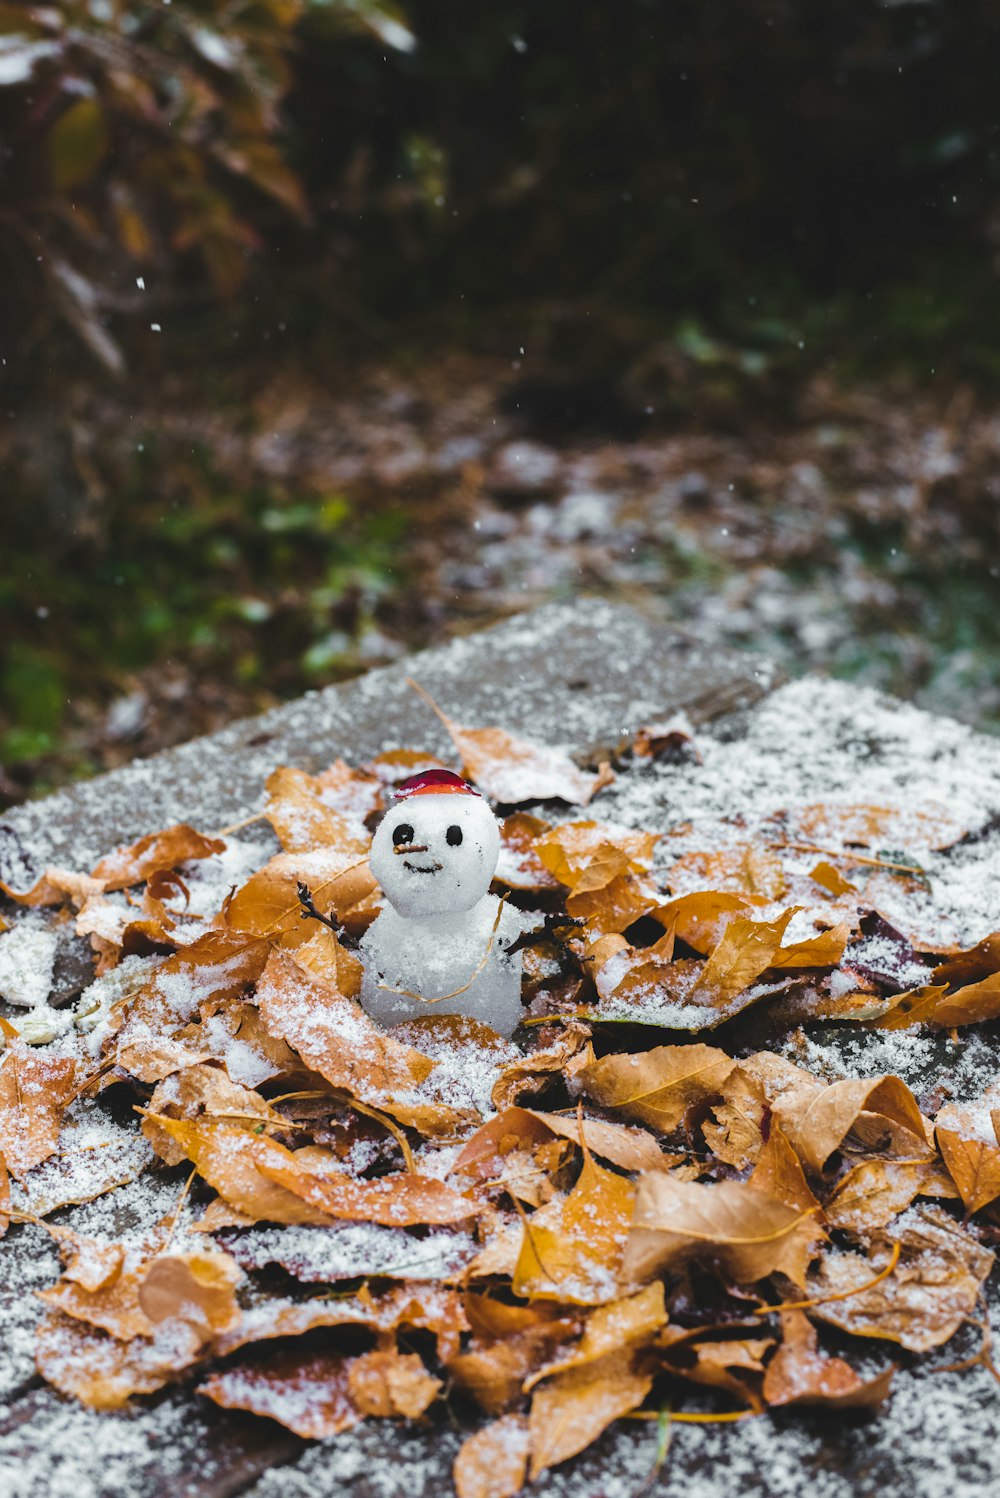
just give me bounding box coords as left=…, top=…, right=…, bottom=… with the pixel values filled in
left=369, top=769, right=500, bottom=918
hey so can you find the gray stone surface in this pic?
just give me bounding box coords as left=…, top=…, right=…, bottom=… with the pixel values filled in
left=2, top=599, right=778, bottom=869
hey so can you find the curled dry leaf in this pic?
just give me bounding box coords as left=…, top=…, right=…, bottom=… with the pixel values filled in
left=347, top=1345, right=441, bottom=1418
left=455, top=1105, right=666, bottom=1177
left=770, top=923, right=851, bottom=971
left=90, top=824, right=225, bottom=890
left=579, top=1043, right=736, bottom=1133
left=153, top=1116, right=333, bottom=1226
left=214, top=1283, right=468, bottom=1363
left=523, top=1282, right=666, bottom=1391
left=624, top=1172, right=825, bottom=1288
left=691, top=908, right=796, bottom=1004
left=654, top=891, right=758, bottom=955
left=772, top=1073, right=927, bottom=1175
left=0, top=866, right=104, bottom=908
left=661, top=1331, right=773, bottom=1411
left=809, top=1205, right=994, bottom=1352
left=513, top=1150, right=636, bottom=1304
left=142, top=1064, right=284, bottom=1166
left=932, top=932, right=1000, bottom=988
left=453, top=1413, right=530, bottom=1498
left=932, top=971, right=1000, bottom=1028
left=762, top=1310, right=894, bottom=1409
left=867, top=984, right=949, bottom=1030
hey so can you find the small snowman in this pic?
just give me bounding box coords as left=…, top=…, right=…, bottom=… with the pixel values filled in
left=358, top=769, right=529, bottom=1038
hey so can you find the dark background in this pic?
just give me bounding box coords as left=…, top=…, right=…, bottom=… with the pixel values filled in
left=2, top=0, right=999, bottom=804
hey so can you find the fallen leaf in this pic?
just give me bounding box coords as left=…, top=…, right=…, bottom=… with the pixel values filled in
left=37, top=1310, right=202, bottom=1409
left=223, top=846, right=378, bottom=946
left=771, top=923, right=850, bottom=970
left=419, top=697, right=613, bottom=806
left=702, top=1065, right=769, bottom=1169
left=654, top=891, right=758, bottom=955
left=809, top=1205, right=994, bottom=1352
left=152, top=1116, right=333, bottom=1226
left=0, top=1021, right=77, bottom=1178
left=932, top=932, right=1000, bottom=988
left=90, top=825, right=225, bottom=890
left=347, top=1345, right=441, bottom=1417
left=623, top=1172, right=824, bottom=1287
left=666, top=846, right=786, bottom=901
left=453, top=1413, right=530, bottom=1498
left=772, top=1073, right=927, bottom=1174
left=823, top=1160, right=931, bottom=1232
left=0, top=866, right=104, bottom=908
left=264, top=766, right=370, bottom=856
left=579, top=1043, right=736, bottom=1133
left=448, top=1302, right=580, bottom=1414
left=262, top=1154, right=480, bottom=1227
left=513, top=1150, right=635, bottom=1304
left=200, top=1346, right=363, bottom=1437
left=142, top=1064, right=283, bottom=1166
left=935, top=1100, right=1000, bottom=1213
left=932, top=971, right=1000, bottom=1027
left=809, top=861, right=858, bottom=897
left=662, top=1332, right=773, bottom=1411
left=867, top=984, right=949, bottom=1030
left=139, top=1251, right=243, bottom=1342
left=498, top=814, right=560, bottom=891
left=533, top=822, right=658, bottom=892
left=762, top=1310, right=893, bottom=1408
left=691, top=909, right=796, bottom=1004
left=528, top=1349, right=651, bottom=1479
left=523, top=1282, right=666, bottom=1390
left=455, top=1106, right=666, bottom=1177
left=788, top=802, right=966, bottom=852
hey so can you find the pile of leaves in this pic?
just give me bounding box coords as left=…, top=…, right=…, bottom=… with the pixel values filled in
left=3, top=703, right=1000, bottom=1497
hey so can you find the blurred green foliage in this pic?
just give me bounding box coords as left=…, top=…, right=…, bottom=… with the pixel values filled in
left=0, top=460, right=404, bottom=772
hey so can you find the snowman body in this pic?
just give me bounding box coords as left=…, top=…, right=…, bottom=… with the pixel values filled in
left=358, top=773, right=528, bottom=1038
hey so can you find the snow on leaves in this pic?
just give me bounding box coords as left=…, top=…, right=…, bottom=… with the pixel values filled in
left=3, top=723, right=1000, bottom=1495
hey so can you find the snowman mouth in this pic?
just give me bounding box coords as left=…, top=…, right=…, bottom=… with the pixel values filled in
left=402, top=859, right=443, bottom=875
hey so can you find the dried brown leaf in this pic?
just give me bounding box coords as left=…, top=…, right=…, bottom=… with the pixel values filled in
left=454, top=1414, right=530, bottom=1498
left=0, top=1023, right=77, bottom=1178
left=512, top=1150, right=635, bottom=1304
left=772, top=1073, right=926, bottom=1174
left=935, top=1101, right=1000, bottom=1213
left=809, top=1205, right=994, bottom=1352
left=200, top=1346, right=363, bottom=1437
left=624, top=1172, right=824, bottom=1287
left=264, top=766, right=370, bottom=856
left=528, top=1349, right=651, bottom=1479
left=347, top=1345, right=441, bottom=1418
left=579, top=1043, right=736, bottom=1133
left=90, top=824, right=225, bottom=890
left=762, top=1310, right=893, bottom=1408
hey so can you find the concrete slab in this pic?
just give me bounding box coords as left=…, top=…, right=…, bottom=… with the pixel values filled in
left=2, top=599, right=778, bottom=870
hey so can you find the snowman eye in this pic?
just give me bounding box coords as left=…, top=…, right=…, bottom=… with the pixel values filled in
left=446, top=825, right=463, bottom=846
left=392, top=823, right=414, bottom=847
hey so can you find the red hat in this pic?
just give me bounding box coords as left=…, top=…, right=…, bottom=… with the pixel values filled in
left=392, top=768, right=481, bottom=800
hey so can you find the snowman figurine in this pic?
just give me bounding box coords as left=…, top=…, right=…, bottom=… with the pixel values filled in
left=359, top=769, right=528, bottom=1038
